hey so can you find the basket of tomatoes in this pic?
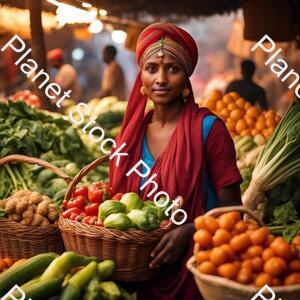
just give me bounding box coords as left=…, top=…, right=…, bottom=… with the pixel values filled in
left=186, top=206, right=300, bottom=300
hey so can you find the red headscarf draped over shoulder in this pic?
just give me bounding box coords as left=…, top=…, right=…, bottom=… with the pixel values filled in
left=109, top=22, right=211, bottom=300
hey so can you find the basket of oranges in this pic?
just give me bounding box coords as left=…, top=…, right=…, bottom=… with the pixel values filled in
left=186, top=206, right=300, bottom=300
left=197, top=90, right=281, bottom=139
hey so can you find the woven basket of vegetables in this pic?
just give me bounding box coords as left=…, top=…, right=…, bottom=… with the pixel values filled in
left=187, top=206, right=300, bottom=300
left=58, top=155, right=180, bottom=282
left=0, top=154, right=71, bottom=260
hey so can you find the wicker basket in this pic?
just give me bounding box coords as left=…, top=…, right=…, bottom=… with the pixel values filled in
left=59, top=155, right=180, bottom=282
left=0, top=154, right=71, bottom=260
left=186, top=206, right=300, bottom=300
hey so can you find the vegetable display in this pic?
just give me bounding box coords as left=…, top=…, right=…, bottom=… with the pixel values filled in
left=193, top=211, right=300, bottom=287
left=0, top=190, right=59, bottom=226
left=0, top=251, right=130, bottom=300
left=0, top=100, right=108, bottom=204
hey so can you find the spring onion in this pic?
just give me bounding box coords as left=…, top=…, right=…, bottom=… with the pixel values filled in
left=242, top=99, right=300, bottom=210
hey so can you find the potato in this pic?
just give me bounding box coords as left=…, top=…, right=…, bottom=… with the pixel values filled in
left=15, top=200, right=29, bottom=214
left=12, top=214, right=22, bottom=222
left=31, top=214, right=43, bottom=226
left=5, top=198, right=17, bottom=213
left=29, top=192, right=43, bottom=204
left=22, top=206, right=34, bottom=219
left=37, top=200, right=49, bottom=216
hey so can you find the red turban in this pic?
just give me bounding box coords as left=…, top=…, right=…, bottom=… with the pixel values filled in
left=136, top=22, right=198, bottom=76
left=47, top=48, right=63, bottom=61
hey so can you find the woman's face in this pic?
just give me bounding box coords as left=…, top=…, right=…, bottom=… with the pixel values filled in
left=141, top=52, right=187, bottom=105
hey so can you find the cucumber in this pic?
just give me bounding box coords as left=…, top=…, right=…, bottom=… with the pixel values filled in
left=98, top=260, right=115, bottom=280
left=14, top=277, right=63, bottom=299
left=0, top=252, right=58, bottom=296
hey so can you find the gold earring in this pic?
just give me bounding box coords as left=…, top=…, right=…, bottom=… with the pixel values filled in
left=140, top=85, right=147, bottom=96
left=182, top=87, right=190, bottom=100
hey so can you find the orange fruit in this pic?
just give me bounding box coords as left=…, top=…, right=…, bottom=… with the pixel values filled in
left=247, top=107, right=260, bottom=119
left=228, top=92, right=240, bottom=100
left=196, top=251, right=211, bottom=265
left=193, top=229, right=212, bottom=249
left=244, top=116, right=255, bottom=128
left=262, top=129, right=270, bottom=139
left=235, top=97, right=246, bottom=109
left=255, top=119, right=266, bottom=131
left=264, top=257, right=287, bottom=277
left=240, top=129, right=251, bottom=137
left=205, top=98, right=217, bottom=110
left=216, top=101, right=226, bottom=112
left=255, top=273, right=272, bottom=287
left=265, top=110, right=276, bottom=118
left=227, top=103, right=238, bottom=111
left=235, top=119, right=247, bottom=134
left=226, top=120, right=236, bottom=132
left=251, top=128, right=260, bottom=136
left=230, top=109, right=245, bottom=122
left=244, top=102, right=252, bottom=110
left=266, top=117, right=277, bottom=128
left=220, top=108, right=231, bottom=120
left=222, top=94, right=234, bottom=104
left=218, top=263, right=239, bottom=279
left=210, top=89, right=223, bottom=100
left=198, top=261, right=217, bottom=275
left=275, top=115, right=281, bottom=124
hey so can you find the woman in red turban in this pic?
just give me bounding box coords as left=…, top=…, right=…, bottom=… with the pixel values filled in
left=110, top=23, right=242, bottom=299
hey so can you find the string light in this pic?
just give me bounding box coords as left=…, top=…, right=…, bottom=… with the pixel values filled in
left=99, top=9, right=108, bottom=16
left=111, top=30, right=127, bottom=44
left=88, top=20, right=103, bottom=33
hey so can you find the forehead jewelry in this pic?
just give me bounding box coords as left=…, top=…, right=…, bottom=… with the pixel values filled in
left=157, top=37, right=164, bottom=63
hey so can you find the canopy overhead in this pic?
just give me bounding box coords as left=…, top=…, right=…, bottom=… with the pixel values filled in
left=62, top=0, right=244, bottom=21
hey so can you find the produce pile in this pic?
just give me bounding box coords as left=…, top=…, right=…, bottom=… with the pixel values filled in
left=243, top=99, right=300, bottom=241
left=8, top=90, right=41, bottom=109
left=193, top=211, right=300, bottom=287
left=0, top=251, right=130, bottom=299
left=0, top=100, right=108, bottom=204
left=0, top=190, right=59, bottom=226
left=197, top=90, right=281, bottom=139
left=62, top=186, right=170, bottom=231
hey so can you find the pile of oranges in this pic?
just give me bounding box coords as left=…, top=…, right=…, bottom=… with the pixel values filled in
left=198, top=90, right=281, bottom=139
left=193, top=212, right=300, bottom=287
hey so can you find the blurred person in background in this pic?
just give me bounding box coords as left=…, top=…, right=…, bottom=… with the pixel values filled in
left=226, top=59, right=268, bottom=110
left=47, top=48, right=81, bottom=103
left=98, top=45, right=126, bottom=100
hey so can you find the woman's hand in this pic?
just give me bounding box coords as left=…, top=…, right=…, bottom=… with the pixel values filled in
left=149, top=223, right=195, bottom=269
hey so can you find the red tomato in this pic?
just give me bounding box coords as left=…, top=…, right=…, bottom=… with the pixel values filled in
left=66, top=195, right=87, bottom=210
left=112, top=193, right=123, bottom=201
left=84, top=202, right=100, bottom=216
left=82, top=216, right=98, bottom=225
left=88, top=182, right=112, bottom=203
left=62, top=207, right=82, bottom=218
left=74, top=186, right=89, bottom=198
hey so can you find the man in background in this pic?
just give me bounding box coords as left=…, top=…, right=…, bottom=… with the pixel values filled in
left=99, top=45, right=126, bottom=100
left=226, top=59, right=268, bottom=110
left=47, top=48, right=81, bottom=103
